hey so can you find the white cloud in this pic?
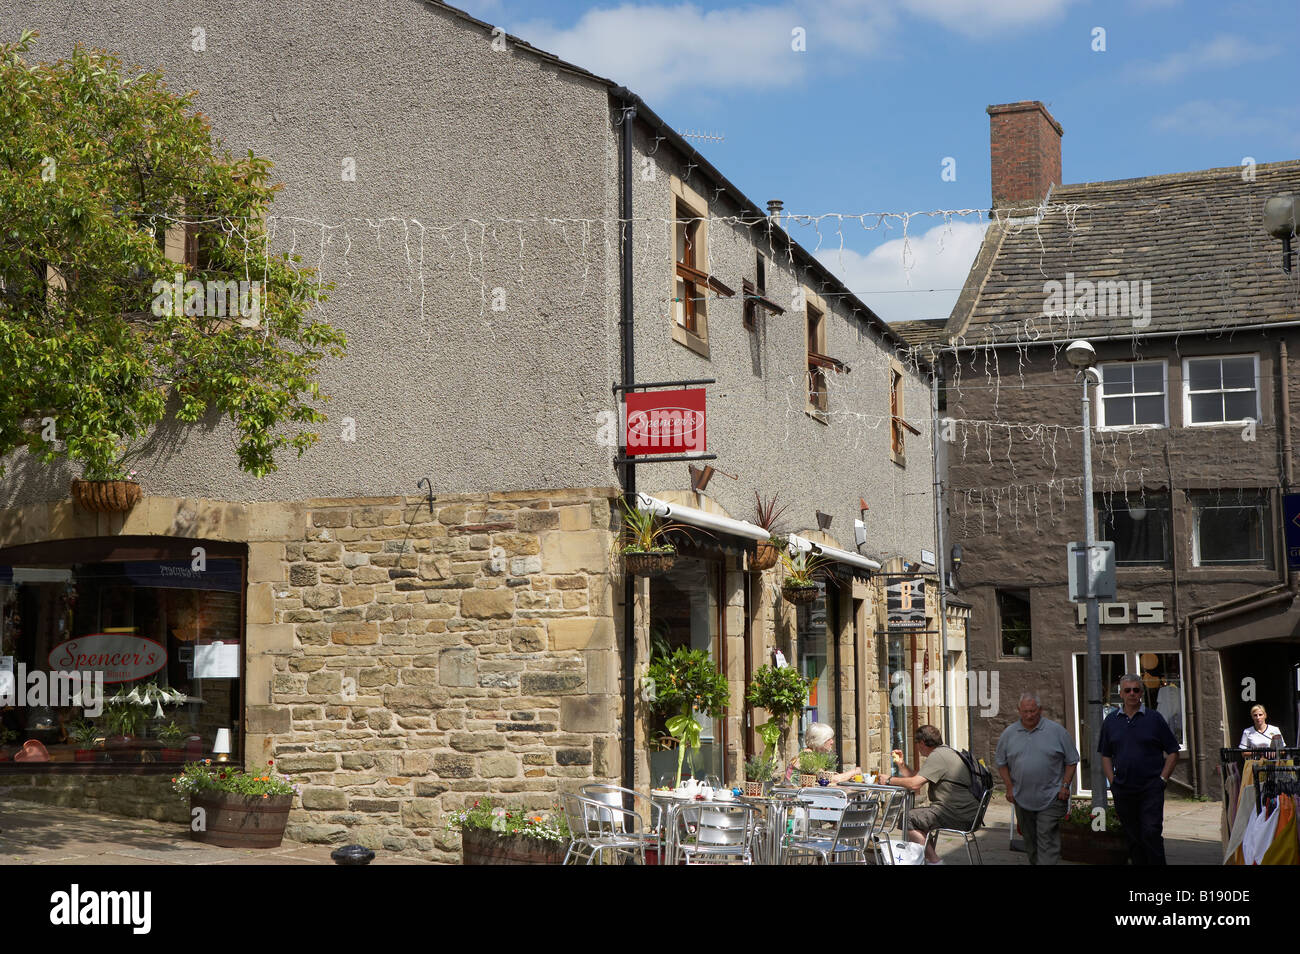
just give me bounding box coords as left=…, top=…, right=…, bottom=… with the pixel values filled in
left=1153, top=99, right=1300, bottom=145
left=814, top=220, right=988, bottom=323
left=509, top=0, right=1067, bottom=99
left=1127, top=34, right=1279, bottom=84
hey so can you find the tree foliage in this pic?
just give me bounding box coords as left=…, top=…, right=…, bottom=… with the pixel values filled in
left=0, top=32, right=345, bottom=479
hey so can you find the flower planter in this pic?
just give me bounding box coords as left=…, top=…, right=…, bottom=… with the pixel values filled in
left=70, top=479, right=142, bottom=513
left=624, top=551, right=675, bottom=577
left=74, top=749, right=98, bottom=762
left=782, top=585, right=818, bottom=606
left=1060, top=825, right=1129, bottom=865
left=752, top=542, right=780, bottom=572
left=460, top=827, right=568, bottom=865
left=189, top=792, right=292, bottom=849
left=743, top=781, right=764, bottom=797
left=161, top=748, right=186, bottom=762
left=799, top=773, right=819, bottom=788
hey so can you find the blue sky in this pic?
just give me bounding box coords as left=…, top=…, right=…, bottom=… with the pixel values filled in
left=455, top=0, right=1296, bottom=323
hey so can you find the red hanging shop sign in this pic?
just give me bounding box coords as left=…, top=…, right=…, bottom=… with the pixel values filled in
left=624, top=388, right=707, bottom=456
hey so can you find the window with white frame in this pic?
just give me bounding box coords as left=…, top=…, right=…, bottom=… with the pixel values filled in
left=1183, top=355, right=1258, bottom=426
left=1099, top=361, right=1166, bottom=428
left=1191, top=489, right=1272, bottom=566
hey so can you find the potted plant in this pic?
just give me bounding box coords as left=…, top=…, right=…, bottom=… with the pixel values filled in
left=172, top=759, right=298, bottom=849
left=1060, top=798, right=1128, bottom=864
left=70, top=462, right=142, bottom=513
left=0, top=727, right=17, bottom=761
left=68, top=720, right=102, bottom=762
left=445, top=799, right=570, bottom=865
left=751, top=492, right=792, bottom=571
left=746, top=664, right=811, bottom=767
left=743, top=755, right=776, bottom=797
left=779, top=549, right=828, bottom=605
left=156, top=721, right=188, bottom=761
left=615, top=496, right=693, bottom=577
left=795, top=749, right=836, bottom=788
left=643, top=646, right=730, bottom=788
left=101, top=703, right=144, bottom=759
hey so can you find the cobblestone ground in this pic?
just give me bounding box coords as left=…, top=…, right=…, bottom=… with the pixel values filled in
left=0, top=794, right=1222, bottom=865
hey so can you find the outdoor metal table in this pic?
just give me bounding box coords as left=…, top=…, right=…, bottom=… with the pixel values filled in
left=838, top=782, right=913, bottom=861
left=737, top=788, right=803, bottom=865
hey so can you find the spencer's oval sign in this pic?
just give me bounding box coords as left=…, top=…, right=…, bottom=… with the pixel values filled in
left=48, top=634, right=167, bottom=684
left=624, top=388, right=707, bottom=456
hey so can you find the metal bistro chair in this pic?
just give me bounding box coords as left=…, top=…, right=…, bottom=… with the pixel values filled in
left=673, top=801, right=758, bottom=865
left=561, top=792, right=648, bottom=865
left=924, top=787, right=994, bottom=865
left=845, top=784, right=909, bottom=865
left=580, top=783, right=665, bottom=860
left=782, top=787, right=871, bottom=865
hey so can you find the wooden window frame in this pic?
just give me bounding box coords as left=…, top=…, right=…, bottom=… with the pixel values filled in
left=889, top=360, right=919, bottom=465
left=670, top=176, right=732, bottom=358
left=805, top=290, right=829, bottom=420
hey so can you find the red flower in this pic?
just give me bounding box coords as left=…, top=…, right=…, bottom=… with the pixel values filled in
left=268, top=760, right=274, bottom=766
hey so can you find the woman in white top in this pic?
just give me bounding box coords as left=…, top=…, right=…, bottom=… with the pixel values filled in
left=1238, top=705, right=1286, bottom=750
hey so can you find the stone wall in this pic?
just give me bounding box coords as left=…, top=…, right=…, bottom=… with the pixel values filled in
left=261, top=489, right=621, bottom=862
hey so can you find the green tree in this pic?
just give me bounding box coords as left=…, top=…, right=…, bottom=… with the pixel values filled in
left=0, top=32, right=345, bottom=480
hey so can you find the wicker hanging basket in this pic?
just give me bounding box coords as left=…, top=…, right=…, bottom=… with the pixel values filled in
left=752, top=541, right=780, bottom=572
left=624, top=550, right=676, bottom=577
left=70, top=480, right=142, bottom=513
left=781, top=584, right=818, bottom=605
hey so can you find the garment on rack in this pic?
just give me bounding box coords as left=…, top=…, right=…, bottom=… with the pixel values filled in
left=1224, top=762, right=1241, bottom=829
left=1242, top=797, right=1279, bottom=865
left=1260, top=794, right=1298, bottom=865
left=1224, top=761, right=1259, bottom=865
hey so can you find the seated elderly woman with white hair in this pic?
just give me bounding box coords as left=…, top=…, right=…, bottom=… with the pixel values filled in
left=786, top=722, right=863, bottom=785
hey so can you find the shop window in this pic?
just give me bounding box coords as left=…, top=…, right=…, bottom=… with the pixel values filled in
left=887, top=632, right=910, bottom=765
left=1192, top=490, right=1272, bottom=567
left=1137, top=652, right=1184, bottom=748
left=1183, top=355, right=1258, bottom=426
left=797, top=581, right=837, bottom=755
left=1096, top=492, right=1170, bottom=566
left=997, top=589, right=1032, bottom=658
left=0, top=540, right=244, bottom=770
left=1071, top=652, right=1127, bottom=796
left=1099, top=361, right=1167, bottom=429
left=647, top=554, right=723, bottom=785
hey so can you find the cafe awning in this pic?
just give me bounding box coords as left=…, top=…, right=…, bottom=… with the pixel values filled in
left=788, top=534, right=881, bottom=574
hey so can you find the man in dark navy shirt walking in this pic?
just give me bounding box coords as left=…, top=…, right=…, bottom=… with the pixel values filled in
left=1099, top=673, right=1180, bottom=865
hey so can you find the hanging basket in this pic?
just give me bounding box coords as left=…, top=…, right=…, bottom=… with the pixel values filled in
left=752, top=541, right=780, bottom=572
left=70, top=480, right=142, bottom=513
left=624, top=550, right=676, bottom=577
left=782, top=584, right=818, bottom=605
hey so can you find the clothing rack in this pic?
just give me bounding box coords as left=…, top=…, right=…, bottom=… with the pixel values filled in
left=1220, top=747, right=1300, bottom=769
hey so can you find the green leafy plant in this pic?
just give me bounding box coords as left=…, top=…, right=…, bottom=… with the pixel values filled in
left=68, top=720, right=100, bottom=747
left=0, top=727, right=17, bottom=746
left=1065, top=798, right=1123, bottom=831
left=102, top=703, right=144, bottom=739
left=644, top=646, right=729, bottom=788
left=171, top=759, right=297, bottom=798
left=0, top=33, right=346, bottom=480
left=443, top=799, right=570, bottom=843
left=746, top=665, right=811, bottom=762
left=797, top=750, right=837, bottom=775
left=615, top=496, right=698, bottom=555
left=780, top=549, right=829, bottom=589
left=744, top=754, right=776, bottom=783
left=156, top=721, right=188, bottom=747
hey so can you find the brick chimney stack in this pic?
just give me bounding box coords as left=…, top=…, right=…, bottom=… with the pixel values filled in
left=987, top=101, right=1063, bottom=210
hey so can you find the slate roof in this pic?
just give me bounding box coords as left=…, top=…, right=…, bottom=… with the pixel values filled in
left=948, top=160, right=1300, bottom=347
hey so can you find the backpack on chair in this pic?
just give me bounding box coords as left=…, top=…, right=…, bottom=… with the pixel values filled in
left=952, top=748, right=993, bottom=803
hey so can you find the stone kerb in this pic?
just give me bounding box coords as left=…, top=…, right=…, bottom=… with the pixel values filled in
left=274, top=488, right=621, bottom=862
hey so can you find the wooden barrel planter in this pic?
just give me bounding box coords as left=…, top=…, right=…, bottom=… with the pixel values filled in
left=189, top=792, right=292, bottom=849
left=460, top=827, right=568, bottom=865
left=1060, top=825, right=1129, bottom=865
left=752, top=541, right=780, bottom=572
left=70, top=479, right=142, bottom=513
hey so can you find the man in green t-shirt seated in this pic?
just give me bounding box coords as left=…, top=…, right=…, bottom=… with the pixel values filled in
left=882, top=724, right=980, bottom=865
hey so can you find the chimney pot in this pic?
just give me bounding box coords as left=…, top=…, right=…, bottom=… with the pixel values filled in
left=987, top=101, right=1063, bottom=211
left=767, top=199, right=784, bottom=217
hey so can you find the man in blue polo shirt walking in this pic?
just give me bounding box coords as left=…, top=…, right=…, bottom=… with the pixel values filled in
left=1099, top=673, right=1180, bottom=865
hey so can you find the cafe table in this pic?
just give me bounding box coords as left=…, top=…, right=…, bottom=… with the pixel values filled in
left=648, top=790, right=753, bottom=864
left=736, top=787, right=803, bottom=865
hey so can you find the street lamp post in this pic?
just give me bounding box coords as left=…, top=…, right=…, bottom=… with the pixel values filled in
left=1067, top=340, right=1108, bottom=810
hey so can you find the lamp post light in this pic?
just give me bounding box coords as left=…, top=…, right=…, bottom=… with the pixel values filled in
left=1066, top=339, right=1108, bottom=810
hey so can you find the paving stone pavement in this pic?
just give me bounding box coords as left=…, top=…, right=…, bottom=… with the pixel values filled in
left=0, top=798, right=431, bottom=865
left=933, top=796, right=1224, bottom=865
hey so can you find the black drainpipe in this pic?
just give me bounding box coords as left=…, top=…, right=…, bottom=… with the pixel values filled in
left=614, top=88, right=638, bottom=792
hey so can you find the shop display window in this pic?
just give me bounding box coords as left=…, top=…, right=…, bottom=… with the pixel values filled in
left=0, top=539, right=243, bottom=769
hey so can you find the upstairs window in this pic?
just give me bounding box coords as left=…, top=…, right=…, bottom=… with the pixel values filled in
left=670, top=177, right=732, bottom=359
left=743, top=252, right=784, bottom=331
left=1096, top=493, right=1170, bottom=566
left=889, top=360, right=919, bottom=465
left=1191, top=490, right=1272, bottom=567
left=807, top=297, right=828, bottom=417
left=674, top=199, right=703, bottom=337
left=1184, top=356, right=1258, bottom=426
left=998, top=589, right=1032, bottom=659
left=1099, top=361, right=1166, bottom=429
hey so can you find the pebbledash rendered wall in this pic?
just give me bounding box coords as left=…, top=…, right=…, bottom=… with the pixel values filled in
left=0, top=490, right=623, bottom=862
